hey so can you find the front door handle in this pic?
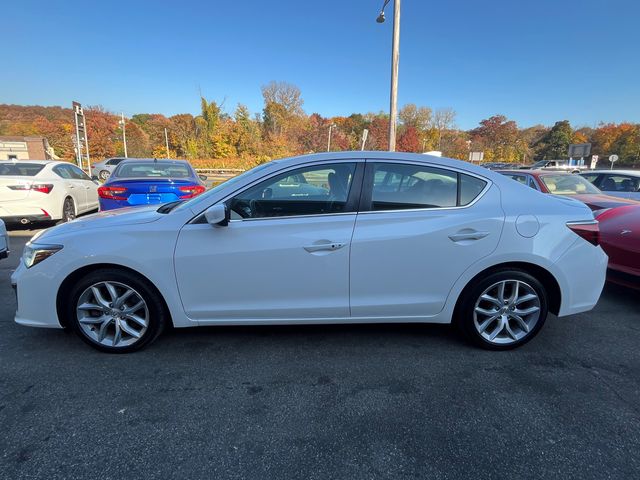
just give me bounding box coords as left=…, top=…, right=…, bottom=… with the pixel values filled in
left=304, top=242, right=346, bottom=253
left=448, top=231, right=490, bottom=242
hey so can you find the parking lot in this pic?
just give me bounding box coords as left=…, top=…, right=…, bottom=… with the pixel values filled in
left=1, top=231, right=639, bottom=479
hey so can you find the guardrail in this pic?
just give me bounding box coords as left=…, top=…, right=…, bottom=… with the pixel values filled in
left=194, top=168, right=245, bottom=175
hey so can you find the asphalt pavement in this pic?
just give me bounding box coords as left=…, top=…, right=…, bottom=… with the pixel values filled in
left=1, top=232, right=639, bottom=479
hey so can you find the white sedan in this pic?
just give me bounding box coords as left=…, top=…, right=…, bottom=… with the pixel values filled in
left=0, top=161, right=99, bottom=225
left=11, top=152, right=607, bottom=352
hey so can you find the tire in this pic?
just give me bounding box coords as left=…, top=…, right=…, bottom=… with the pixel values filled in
left=65, top=268, right=168, bottom=353
left=455, top=269, right=548, bottom=350
left=62, top=197, right=76, bottom=223
left=99, top=170, right=110, bottom=181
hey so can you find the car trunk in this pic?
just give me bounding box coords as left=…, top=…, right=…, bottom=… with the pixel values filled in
left=0, top=177, right=35, bottom=201
left=109, top=179, right=194, bottom=205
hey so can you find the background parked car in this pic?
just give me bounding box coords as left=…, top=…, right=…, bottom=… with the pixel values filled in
left=98, top=159, right=206, bottom=210
left=581, top=170, right=640, bottom=200
left=523, top=159, right=583, bottom=173
left=90, top=157, right=127, bottom=181
left=595, top=205, right=640, bottom=289
left=0, top=219, right=8, bottom=259
left=0, top=161, right=99, bottom=225
left=498, top=169, right=640, bottom=211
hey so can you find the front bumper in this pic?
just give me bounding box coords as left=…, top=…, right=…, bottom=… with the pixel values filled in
left=11, top=260, right=63, bottom=329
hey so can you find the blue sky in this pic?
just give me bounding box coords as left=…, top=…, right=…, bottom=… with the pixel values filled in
left=3, top=0, right=639, bottom=129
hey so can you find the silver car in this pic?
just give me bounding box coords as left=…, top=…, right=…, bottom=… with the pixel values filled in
left=90, top=157, right=127, bottom=181
left=581, top=170, right=640, bottom=200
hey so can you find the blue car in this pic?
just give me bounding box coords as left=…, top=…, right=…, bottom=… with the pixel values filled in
left=98, top=159, right=206, bottom=211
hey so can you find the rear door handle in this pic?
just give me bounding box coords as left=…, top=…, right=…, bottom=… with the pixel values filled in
left=448, top=231, right=490, bottom=242
left=304, top=242, right=346, bottom=253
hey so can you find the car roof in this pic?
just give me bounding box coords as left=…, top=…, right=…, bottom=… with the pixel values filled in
left=0, top=160, right=54, bottom=165
left=586, top=170, right=640, bottom=175
left=266, top=151, right=494, bottom=175
left=116, top=158, right=190, bottom=165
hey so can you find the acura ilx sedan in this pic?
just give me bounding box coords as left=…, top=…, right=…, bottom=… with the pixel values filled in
left=11, top=152, right=607, bottom=353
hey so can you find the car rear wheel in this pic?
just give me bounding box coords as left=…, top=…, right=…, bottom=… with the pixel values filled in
left=456, top=269, right=548, bottom=350
left=99, top=170, right=110, bottom=181
left=66, top=268, right=167, bottom=353
left=62, top=197, right=76, bottom=222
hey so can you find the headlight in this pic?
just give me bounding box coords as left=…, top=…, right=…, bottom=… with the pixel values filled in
left=22, top=243, right=63, bottom=268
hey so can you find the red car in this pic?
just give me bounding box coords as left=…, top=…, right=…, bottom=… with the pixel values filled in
left=596, top=205, right=640, bottom=288
left=498, top=170, right=640, bottom=211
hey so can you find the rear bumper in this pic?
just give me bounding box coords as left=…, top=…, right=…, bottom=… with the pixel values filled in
left=0, top=213, right=52, bottom=224
left=554, top=239, right=608, bottom=316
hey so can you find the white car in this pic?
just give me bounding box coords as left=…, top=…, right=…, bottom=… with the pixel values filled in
left=581, top=170, right=640, bottom=201
left=0, top=161, right=99, bottom=225
left=11, top=152, right=607, bottom=353
left=0, top=219, right=8, bottom=259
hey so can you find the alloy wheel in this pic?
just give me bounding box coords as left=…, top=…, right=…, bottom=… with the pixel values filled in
left=63, top=198, right=76, bottom=222
left=99, top=170, right=110, bottom=181
left=76, top=281, right=149, bottom=348
left=473, top=279, right=541, bottom=345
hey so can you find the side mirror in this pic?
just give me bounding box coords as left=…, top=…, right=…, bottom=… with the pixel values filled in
left=91, top=175, right=99, bottom=181
left=204, top=203, right=229, bottom=227
left=199, top=174, right=208, bottom=182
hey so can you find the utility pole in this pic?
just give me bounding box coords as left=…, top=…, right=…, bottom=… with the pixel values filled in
left=164, top=128, right=170, bottom=158
left=327, top=124, right=334, bottom=152
left=120, top=113, right=128, bottom=157
left=377, top=0, right=401, bottom=152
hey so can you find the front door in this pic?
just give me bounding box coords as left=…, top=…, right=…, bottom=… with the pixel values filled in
left=174, top=161, right=362, bottom=322
left=349, top=161, right=504, bottom=319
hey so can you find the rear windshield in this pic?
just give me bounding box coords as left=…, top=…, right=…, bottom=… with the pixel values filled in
left=540, top=174, right=600, bottom=195
left=0, top=163, right=45, bottom=176
left=114, top=162, right=193, bottom=179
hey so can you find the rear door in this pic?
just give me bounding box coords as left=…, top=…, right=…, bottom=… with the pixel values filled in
left=69, top=164, right=99, bottom=212
left=53, top=164, right=87, bottom=211
left=349, top=161, right=504, bottom=319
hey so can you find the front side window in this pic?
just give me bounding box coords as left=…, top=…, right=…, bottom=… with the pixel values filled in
left=69, top=165, right=91, bottom=180
left=229, top=163, right=357, bottom=219
left=367, top=163, right=487, bottom=211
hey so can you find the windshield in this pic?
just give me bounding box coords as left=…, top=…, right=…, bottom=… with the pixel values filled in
left=172, top=162, right=274, bottom=213
left=114, top=162, right=193, bottom=179
left=0, top=163, right=45, bottom=176
left=540, top=174, right=601, bottom=195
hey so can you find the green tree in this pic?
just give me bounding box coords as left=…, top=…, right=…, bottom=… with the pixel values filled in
left=536, top=120, right=574, bottom=160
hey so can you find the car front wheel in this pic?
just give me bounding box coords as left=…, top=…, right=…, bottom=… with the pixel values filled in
left=456, top=269, right=548, bottom=350
left=65, top=268, right=167, bottom=353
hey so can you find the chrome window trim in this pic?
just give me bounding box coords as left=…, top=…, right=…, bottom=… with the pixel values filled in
left=188, top=157, right=493, bottom=224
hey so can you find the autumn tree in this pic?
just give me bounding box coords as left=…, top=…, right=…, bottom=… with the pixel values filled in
left=535, top=120, right=573, bottom=160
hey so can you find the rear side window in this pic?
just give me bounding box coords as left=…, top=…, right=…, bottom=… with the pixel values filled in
left=0, top=163, right=45, bottom=176
left=459, top=174, right=487, bottom=206
left=367, top=163, right=487, bottom=211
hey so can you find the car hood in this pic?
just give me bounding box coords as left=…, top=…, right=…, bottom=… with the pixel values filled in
left=573, top=194, right=640, bottom=211
left=35, top=205, right=162, bottom=242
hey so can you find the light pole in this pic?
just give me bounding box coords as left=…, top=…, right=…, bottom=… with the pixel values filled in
left=164, top=128, right=170, bottom=158
left=377, top=0, right=401, bottom=152
left=119, top=112, right=128, bottom=157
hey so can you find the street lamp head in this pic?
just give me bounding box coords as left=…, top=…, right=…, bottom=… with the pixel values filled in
left=376, top=11, right=386, bottom=23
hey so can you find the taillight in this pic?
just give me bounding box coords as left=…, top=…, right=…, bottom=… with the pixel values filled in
left=178, top=185, right=206, bottom=198
left=8, top=184, right=54, bottom=194
left=567, top=221, right=599, bottom=246
left=98, top=186, right=128, bottom=200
